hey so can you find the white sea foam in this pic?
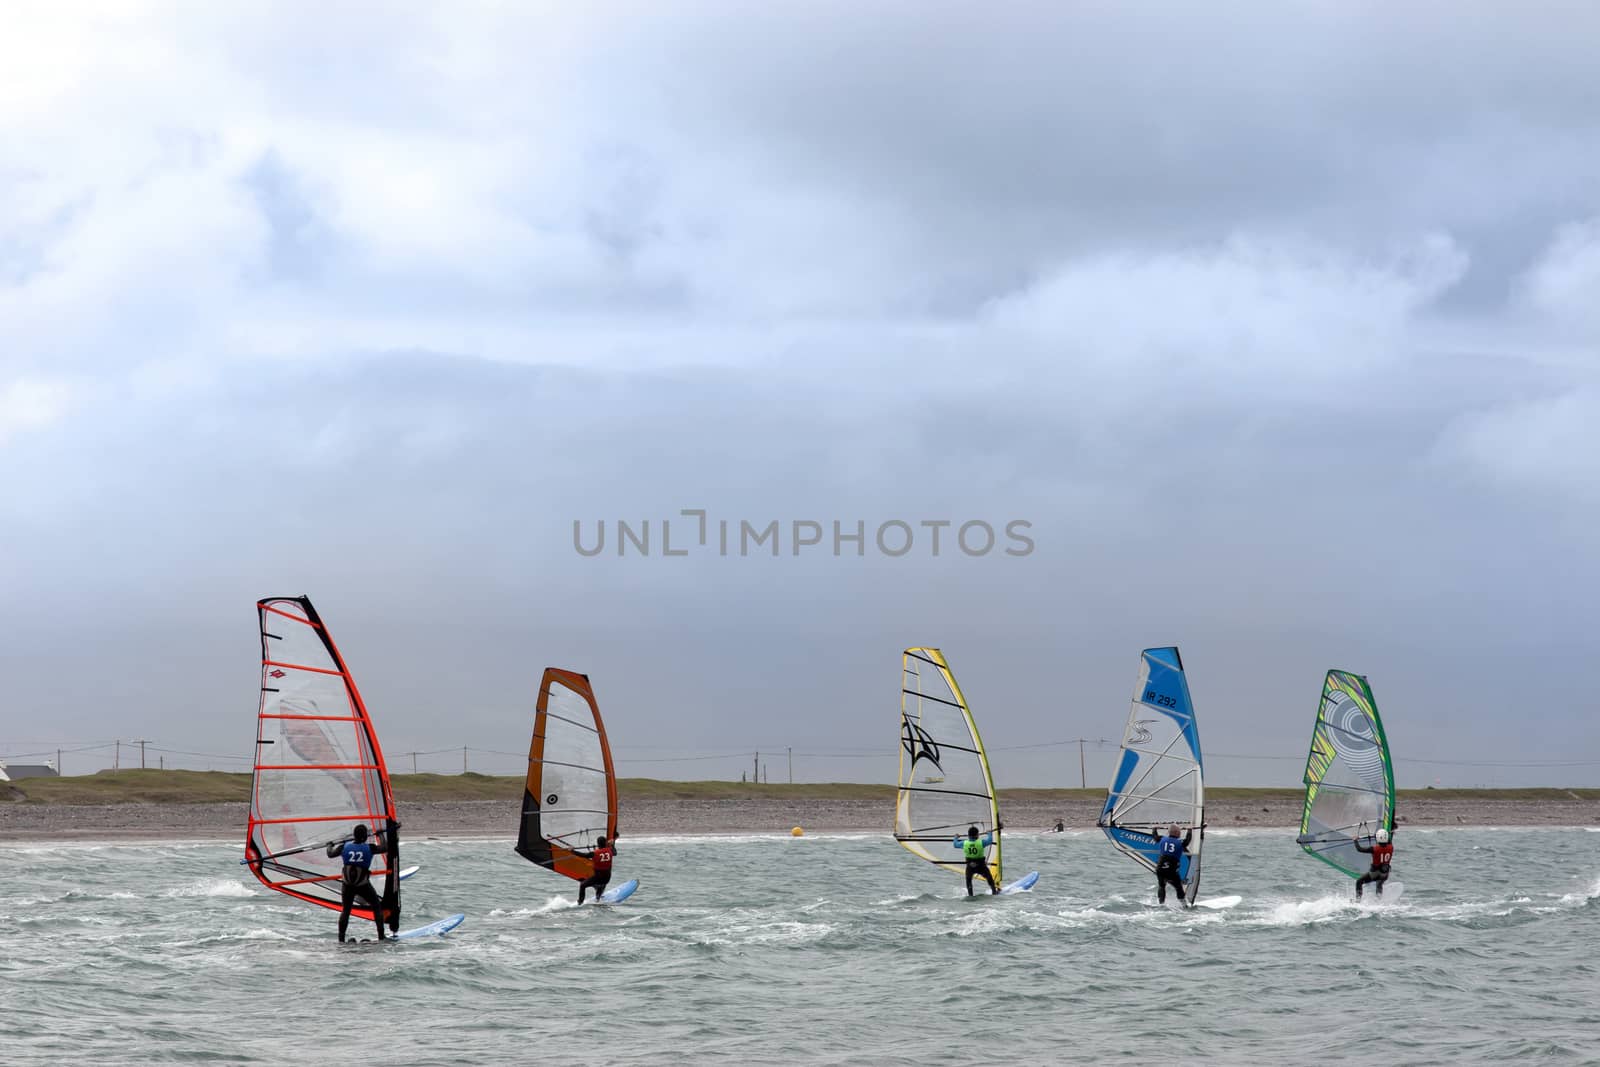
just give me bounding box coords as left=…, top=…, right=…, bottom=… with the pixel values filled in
left=1557, top=876, right=1600, bottom=904
left=1258, top=893, right=1361, bottom=926
left=166, top=879, right=256, bottom=898
left=489, top=896, right=575, bottom=917
left=177, top=927, right=300, bottom=947
left=696, top=920, right=834, bottom=946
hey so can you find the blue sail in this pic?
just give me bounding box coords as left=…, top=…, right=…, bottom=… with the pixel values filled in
left=1098, top=647, right=1206, bottom=903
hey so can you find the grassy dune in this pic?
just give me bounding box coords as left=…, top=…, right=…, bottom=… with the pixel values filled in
left=7, top=770, right=252, bottom=805
left=5, top=770, right=1597, bottom=806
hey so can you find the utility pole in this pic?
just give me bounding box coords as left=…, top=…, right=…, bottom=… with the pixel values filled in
left=159, top=756, right=164, bottom=770
left=410, top=752, right=418, bottom=774
left=463, top=746, right=468, bottom=774
left=132, top=738, right=149, bottom=770
left=114, top=739, right=120, bottom=771
left=787, top=747, right=792, bottom=784
left=56, top=748, right=61, bottom=775
left=754, top=751, right=759, bottom=785
left=1073, top=738, right=1106, bottom=789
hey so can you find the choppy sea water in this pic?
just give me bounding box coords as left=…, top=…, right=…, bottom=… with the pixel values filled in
left=2, top=828, right=1598, bottom=1065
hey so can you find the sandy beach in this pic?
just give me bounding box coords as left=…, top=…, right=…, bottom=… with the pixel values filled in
left=4, top=781, right=1598, bottom=841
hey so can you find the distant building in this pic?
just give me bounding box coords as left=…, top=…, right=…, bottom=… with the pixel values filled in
left=0, top=761, right=58, bottom=780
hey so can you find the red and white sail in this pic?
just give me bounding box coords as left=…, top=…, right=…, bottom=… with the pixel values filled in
left=244, top=596, right=400, bottom=925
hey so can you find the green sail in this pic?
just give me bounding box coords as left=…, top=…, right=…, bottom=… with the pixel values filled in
left=1296, top=670, right=1396, bottom=878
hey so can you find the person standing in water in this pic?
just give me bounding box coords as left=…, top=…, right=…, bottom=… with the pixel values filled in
left=952, top=825, right=1000, bottom=896
left=576, top=832, right=617, bottom=905
left=1052, top=819, right=1066, bottom=833
left=326, top=822, right=393, bottom=942
left=1154, top=825, right=1192, bottom=905
left=1353, top=827, right=1394, bottom=898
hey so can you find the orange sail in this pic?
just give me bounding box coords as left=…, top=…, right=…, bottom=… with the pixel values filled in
left=514, top=668, right=619, bottom=881
left=244, top=597, right=400, bottom=928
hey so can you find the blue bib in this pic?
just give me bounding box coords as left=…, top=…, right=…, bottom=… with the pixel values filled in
left=342, top=842, right=375, bottom=869
left=1158, top=836, right=1183, bottom=859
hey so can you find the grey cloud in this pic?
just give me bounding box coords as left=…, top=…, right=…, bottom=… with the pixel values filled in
left=2, top=6, right=1598, bottom=786
left=4, top=344, right=1594, bottom=784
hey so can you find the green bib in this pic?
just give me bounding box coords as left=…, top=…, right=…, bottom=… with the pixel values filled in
left=963, top=838, right=986, bottom=860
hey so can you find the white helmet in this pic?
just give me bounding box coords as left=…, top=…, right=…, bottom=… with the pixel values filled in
left=1375, top=829, right=1390, bottom=844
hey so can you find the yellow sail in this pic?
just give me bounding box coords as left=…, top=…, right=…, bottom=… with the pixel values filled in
left=894, top=648, right=1002, bottom=883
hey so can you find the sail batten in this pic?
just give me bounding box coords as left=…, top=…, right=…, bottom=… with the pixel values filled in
left=1299, top=670, right=1395, bottom=878
left=1098, top=646, right=1205, bottom=905
left=244, top=596, right=400, bottom=926
left=515, top=668, right=619, bottom=882
left=894, top=648, right=1002, bottom=884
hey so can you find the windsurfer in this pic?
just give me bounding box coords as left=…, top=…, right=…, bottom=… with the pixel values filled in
left=1052, top=819, right=1065, bottom=833
left=1353, top=827, right=1394, bottom=898
left=952, top=825, right=1000, bottom=896
left=1155, top=825, right=1192, bottom=904
left=326, top=822, right=393, bottom=942
left=576, top=832, right=617, bottom=905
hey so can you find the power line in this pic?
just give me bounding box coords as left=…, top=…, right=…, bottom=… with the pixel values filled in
left=613, top=752, right=751, bottom=764
left=0, top=740, right=118, bottom=761
left=147, top=746, right=252, bottom=762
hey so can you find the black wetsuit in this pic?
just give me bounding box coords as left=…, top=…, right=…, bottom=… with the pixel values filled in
left=327, top=837, right=388, bottom=941
left=577, top=842, right=616, bottom=905
left=1155, top=829, right=1192, bottom=904
left=965, top=858, right=999, bottom=895
left=953, top=832, right=999, bottom=895
left=1353, top=837, right=1394, bottom=897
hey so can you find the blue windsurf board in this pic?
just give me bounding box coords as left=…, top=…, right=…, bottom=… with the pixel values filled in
left=999, top=871, right=1039, bottom=895
left=598, top=878, right=638, bottom=905
left=393, top=913, right=465, bottom=940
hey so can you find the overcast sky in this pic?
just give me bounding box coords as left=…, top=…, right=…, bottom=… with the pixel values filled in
left=2, top=3, right=1597, bottom=789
